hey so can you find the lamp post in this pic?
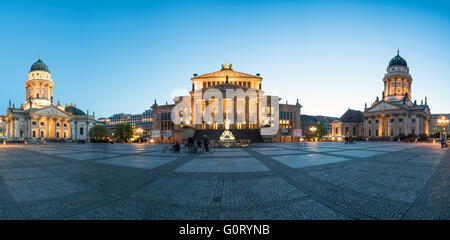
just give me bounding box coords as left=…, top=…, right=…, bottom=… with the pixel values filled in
left=437, top=116, right=449, bottom=140
left=136, top=128, right=143, bottom=143
left=309, top=126, right=317, bottom=141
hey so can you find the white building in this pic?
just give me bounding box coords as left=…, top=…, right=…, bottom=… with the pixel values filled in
left=4, top=58, right=95, bottom=142
left=363, top=51, right=431, bottom=138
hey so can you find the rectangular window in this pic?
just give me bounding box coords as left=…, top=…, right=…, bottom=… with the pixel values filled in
left=412, top=119, right=416, bottom=123
left=33, top=131, right=36, bottom=138
left=390, top=119, right=394, bottom=123
left=369, top=130, right=371, bottom=136
left=203, top=82, right=206, bottom=88
left=41, top=122, right=45, bottom=126
left=56, top=123, right=60, bottom=127
left=399, top=118, right=403, bottom=122
left=375, top=120, right=379, bottom=124
left=32, top=121, right=37, bottom=125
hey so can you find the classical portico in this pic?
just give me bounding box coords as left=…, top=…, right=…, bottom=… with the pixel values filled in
left=152, top=62, right=302, bottom=142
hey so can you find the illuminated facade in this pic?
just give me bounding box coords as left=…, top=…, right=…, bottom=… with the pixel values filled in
left=152, top=63, right=302, bottom=142
left=0, top=115, right=5, bottom=138
left=4, top=58, right=95, bottom=141
left=363, top=51, right=431, bottom=138
left=430, top=114, right=450, bottom=136
left=331, top=109, right=365, bottom=137
left=99, top=109, right=153, bottom=137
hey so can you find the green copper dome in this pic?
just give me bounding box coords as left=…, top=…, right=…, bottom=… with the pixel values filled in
left=65, top=106, right=86, bottom=115
left=388, top=51, right=407, bottom=67
left=30, top=59, right=50, bottom=73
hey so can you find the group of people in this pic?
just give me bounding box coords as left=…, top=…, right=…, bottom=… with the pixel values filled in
left=344, top=135, right=356, bottom=144
left=170, top=135, right=211, bottom=153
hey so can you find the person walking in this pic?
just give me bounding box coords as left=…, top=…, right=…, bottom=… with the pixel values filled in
left=203, top=134, right=210, bottom=152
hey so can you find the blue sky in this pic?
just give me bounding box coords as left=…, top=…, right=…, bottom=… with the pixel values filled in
left=1, top=0, right=449, bottom=118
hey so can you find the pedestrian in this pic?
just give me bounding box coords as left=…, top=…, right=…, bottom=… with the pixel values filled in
left=203, top=134, right=209, bottom=152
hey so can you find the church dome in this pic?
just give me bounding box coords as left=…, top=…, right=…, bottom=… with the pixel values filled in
left=30, top=58, right=50, bottom=73
left=65, top=106, right=86, bottom=115
left=388, top=51, right=407, bottom=67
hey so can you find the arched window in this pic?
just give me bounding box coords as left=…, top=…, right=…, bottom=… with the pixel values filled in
left=80, top=127, right=84, bottom=135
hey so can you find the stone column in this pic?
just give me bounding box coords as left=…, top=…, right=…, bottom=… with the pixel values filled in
left=385, top=116, right=389, bottom=137
left=74, top=121, right=77, bottom=140
left=404, top=115, right=408, bottom=135
left=54, top=118, right=57, bottom=139
left=416, top=116, right=420, bottom=135
left=12, top=118, right=15, bottom=139
left=28, top=117, right=32, bottom=139
left=245, top=97, right=249, bottom=129
left=37, top=117, right=41, bottom=138
left=47, top=118, right=50, bottom=139
left=233, top=97, right=237, bottom=129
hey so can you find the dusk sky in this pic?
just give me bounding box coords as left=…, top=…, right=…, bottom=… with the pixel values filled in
left=1, top=0, right=449, bottom=118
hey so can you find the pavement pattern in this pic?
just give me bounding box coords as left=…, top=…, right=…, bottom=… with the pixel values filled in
left=0, top=142, right=448, bottom=220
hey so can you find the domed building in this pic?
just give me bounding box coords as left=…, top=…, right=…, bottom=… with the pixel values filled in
left=363, top=51, right=431, bottom=138
left=4, top=58, right=95, bottom=142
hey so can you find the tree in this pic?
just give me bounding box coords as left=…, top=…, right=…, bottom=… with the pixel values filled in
left=115, top=124, right=133, bottom=142
left=89, top=125, right=110, bottom=142
left=317, top=122, right=328, bottom=138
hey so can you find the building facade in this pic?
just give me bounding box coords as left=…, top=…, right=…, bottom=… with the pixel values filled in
left=4, top=58, right=95, bottom=142
left=0, top=115, right=5, bottom=139
left=152, top=63, right=302, bottom=142
left=99, top=109, right=153, bottom=138
left=430, top=114, right=450, bottom=137
left=363, top=51, right=431, bottom=138
left=331, top=109, right=365, bottom=137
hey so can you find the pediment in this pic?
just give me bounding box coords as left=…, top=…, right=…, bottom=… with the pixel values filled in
left=367, top=102, right=401, bottom=112
left=30, top=106, right=70, bottom=116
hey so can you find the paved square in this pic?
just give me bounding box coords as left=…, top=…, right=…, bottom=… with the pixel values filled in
left=0, top=142, right=448, bottom=220
left=175, top=157, right=268, bottom=172
left=96, top=155, right=177, bottom=169
left=271, top=154, right=350, bottom=168
left=333, top=149, right=383, bottom=158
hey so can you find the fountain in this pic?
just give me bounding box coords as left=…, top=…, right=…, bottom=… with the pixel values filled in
left=219, top=117, right=235, bottom=147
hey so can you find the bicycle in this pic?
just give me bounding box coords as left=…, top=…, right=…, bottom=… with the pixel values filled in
left=162, top=143, right=181, bottom=153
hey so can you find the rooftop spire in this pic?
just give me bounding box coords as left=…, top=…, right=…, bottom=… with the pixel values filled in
left=397, top=48, right=400, bottom=56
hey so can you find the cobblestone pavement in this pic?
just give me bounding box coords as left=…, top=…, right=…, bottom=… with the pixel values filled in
left=0, top=142, right=448, bottom=220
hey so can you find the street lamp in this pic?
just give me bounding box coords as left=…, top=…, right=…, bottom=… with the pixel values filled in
left=437, top=116, right=449, bottom=140
left=136, top=128, right=143, bottom=143
left=309, top=126, right=318, bottom=142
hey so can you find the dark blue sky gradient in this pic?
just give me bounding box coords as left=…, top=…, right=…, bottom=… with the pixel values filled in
left=1, top=0, right=449, bottom=118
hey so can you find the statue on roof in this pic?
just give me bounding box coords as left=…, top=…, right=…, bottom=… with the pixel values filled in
left=221, top=62, right=232, bottom=70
